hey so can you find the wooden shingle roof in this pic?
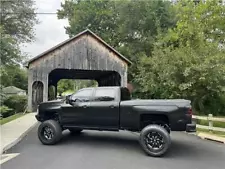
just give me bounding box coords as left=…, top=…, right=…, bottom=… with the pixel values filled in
left=26, top=29, right=132, bottom=67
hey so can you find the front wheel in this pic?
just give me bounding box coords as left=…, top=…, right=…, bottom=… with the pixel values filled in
left=38, top=120, right=62, bottom=145
left=139, top=124, right=171, bottom=157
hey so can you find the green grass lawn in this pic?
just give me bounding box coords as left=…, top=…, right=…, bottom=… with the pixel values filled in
left=197, top=128, right=225, bottom=138
left=0, top=113, right=25, bottom=125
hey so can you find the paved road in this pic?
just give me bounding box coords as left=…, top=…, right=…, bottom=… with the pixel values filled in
left=2, top=125, right=225, bottom=169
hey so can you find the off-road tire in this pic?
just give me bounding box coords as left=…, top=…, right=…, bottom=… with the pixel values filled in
left=38, top=120, right=62, bottom=145
left=139, top=124, right=171, bottom=157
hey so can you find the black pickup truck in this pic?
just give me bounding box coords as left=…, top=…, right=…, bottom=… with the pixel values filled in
left=36, top=86, right=196, bottom=157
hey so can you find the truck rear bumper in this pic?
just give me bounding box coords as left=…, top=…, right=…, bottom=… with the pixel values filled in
left=186, top=123, right=196, bottom=132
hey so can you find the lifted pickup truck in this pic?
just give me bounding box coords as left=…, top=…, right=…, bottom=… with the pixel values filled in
left=36, top=86, right=196, bottom=157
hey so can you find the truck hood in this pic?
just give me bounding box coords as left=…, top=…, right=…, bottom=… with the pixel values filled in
left=121, top=99, right=191, bottom=108
left=40, top=99, right=64, bottom=105
left=37, top=99, right=65, bottom=113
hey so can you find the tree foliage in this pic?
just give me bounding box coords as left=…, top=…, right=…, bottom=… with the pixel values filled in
left=163, top=0, right=225, bottom=48
left=0, top=0, right=37, bottom=66
left=0, top=0, right=37, bottom=93
left=57, top=79, right=74, bottom=95
left=0, top=0, right=38, bottom=43
left=0, top=26, right=22, bottom=65
left=57, top=79, right=97, bottom=95
left=58, top=0, right=119, bottom=46
left=136, top=44, right=225, bottom=115
left=4, top=95, right=27, bottom=113
left=0, top=105, right=13, bottom=118
left=0, top=65, right=28, bottom=90
left=135, top=0, right=225, bottom=115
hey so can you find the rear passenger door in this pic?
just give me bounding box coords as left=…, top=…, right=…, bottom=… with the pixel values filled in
left=90, top=88, right=120, bottom=129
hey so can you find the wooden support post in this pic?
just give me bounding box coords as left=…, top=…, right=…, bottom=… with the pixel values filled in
left=55, top=84, right=57, bottom=99
left=28, top=71, right=33, bottom=112
left=208, top=114, right=213, bottom=131
left=43, top=74, right=48, bottom=102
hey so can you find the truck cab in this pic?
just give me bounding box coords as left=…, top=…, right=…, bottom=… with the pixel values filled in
left=60, top=87, right=129, bottom=130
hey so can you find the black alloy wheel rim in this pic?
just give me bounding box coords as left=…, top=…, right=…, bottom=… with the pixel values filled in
left=43, top=126, right=54, bottom=140
left=144, top=131, right=165, bottom=151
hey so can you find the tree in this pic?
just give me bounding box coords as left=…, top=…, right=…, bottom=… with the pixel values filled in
left=0, top=0, right=38, bottom=66
left=0, top=26, right=22, bottom=65
left=57, top=79, right=74, bottom=95
left=135, top=0, right=225, bottom=115
left=0, top=65, right=28, bottom=90
left=57, top=79, right=98, bottom=95
left=0, top=0, right=38, bottom=43
left=136, top=44, right=225, bottom=115
left=162, top=0, right=225, bottom=49
left=58, top=0, right=121, bottom=48
left=0, top=0, right=37, bottom=115
left=116, top=0, right=176, bottom=58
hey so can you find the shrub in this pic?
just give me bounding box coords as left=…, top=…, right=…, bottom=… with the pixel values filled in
left=0, top=105, right=14, bottom=118
left=0, top=85, right=7, bottom=105
left=4, top=95, right=27, bottom=113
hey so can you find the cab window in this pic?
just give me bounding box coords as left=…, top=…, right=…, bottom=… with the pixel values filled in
left=71, top=89, right=93, bottom=102
left=94, top=88, right=115, bottom=101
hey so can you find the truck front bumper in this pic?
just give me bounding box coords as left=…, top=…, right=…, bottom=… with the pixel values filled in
left=35, top=114, right=41, bottom=121
left=186, top=123, right=196, bottom=132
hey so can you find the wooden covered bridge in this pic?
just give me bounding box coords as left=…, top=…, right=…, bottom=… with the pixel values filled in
left=26, top=29, right=131, bottom=111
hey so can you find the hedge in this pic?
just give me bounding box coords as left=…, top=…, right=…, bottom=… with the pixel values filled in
left=0, top=105, right=14, bottom=118
left=4, top=95, right=27, bottom=114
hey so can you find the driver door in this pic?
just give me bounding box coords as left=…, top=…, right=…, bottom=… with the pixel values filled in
left=61, top=88, right=93, bottom=126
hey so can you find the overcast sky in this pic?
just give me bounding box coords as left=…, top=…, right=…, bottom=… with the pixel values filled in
left=21, top=0, right=69, bottom=59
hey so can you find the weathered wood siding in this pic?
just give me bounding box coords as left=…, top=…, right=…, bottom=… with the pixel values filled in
left=29, top=35, right=127, bottom=78
left=28, top=33, right=128, bottom=111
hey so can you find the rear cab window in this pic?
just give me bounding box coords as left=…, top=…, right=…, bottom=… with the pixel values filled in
left=120, top=87, right=131, bottom=101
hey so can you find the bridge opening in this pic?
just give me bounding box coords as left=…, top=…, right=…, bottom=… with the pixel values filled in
left=48, top=68, right=121, bottom=100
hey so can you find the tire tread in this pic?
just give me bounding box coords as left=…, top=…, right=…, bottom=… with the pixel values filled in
left=139, top=124, right=171, bottom=157
left=38, top=120, right=62, bottom=145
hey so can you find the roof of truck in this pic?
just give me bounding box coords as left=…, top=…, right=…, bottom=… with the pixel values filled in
left=82, top=86, right=123, bottom=90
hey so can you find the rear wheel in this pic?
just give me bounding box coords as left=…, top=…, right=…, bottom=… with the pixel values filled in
left=38, top=120, right=62, bottom=145
left=139, top=124, right=171, bottom=157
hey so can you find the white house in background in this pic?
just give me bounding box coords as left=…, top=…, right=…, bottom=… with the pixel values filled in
left=2, top=86, right=26, bottom=96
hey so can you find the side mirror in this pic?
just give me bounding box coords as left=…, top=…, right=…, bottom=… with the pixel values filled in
left=68, top=96, right=81, bottom=106
left=65, top=95, right=72, bottom=104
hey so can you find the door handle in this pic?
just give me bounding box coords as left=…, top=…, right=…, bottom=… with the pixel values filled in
left=110, top=105, right=115, bottom=108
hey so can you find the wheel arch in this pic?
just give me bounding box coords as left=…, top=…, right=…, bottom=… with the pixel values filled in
left=139, top=114, right=170, bottom=131
left=39, top=110, right=60, bottom=122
